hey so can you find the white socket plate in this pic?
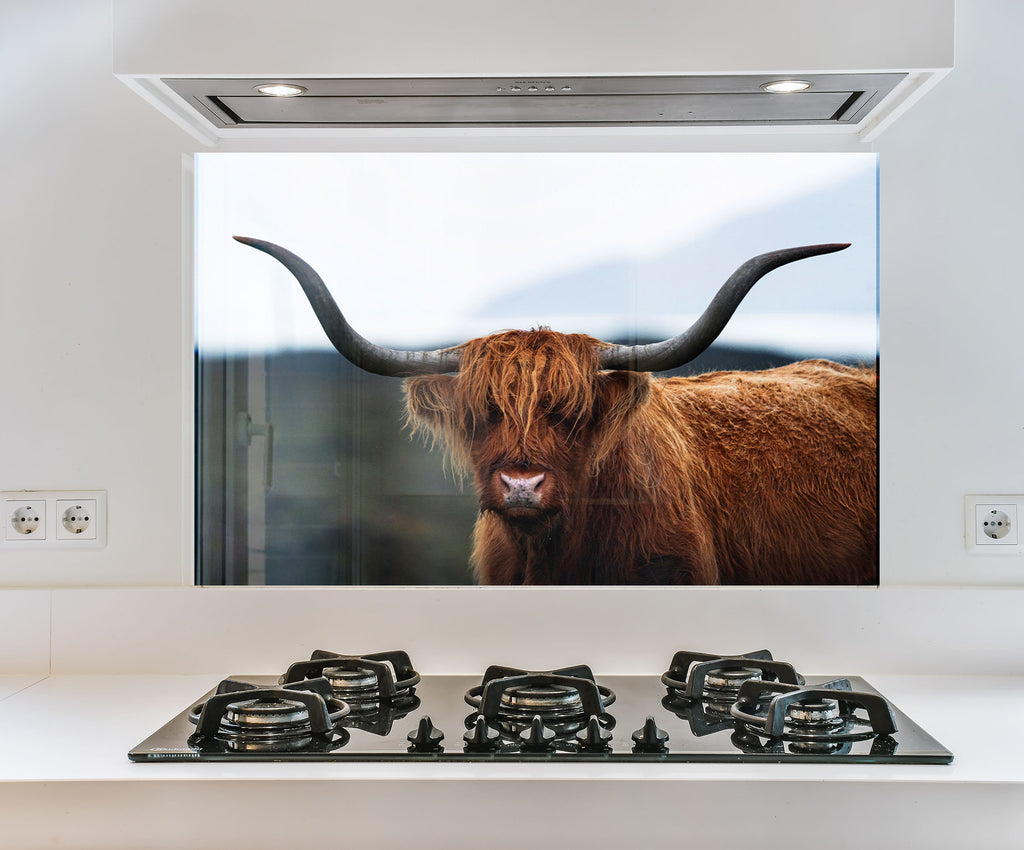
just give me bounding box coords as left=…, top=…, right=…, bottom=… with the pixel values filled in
left=964, top=495, right=1023, bottom=556
left=1, top=490, right=107, bottom=549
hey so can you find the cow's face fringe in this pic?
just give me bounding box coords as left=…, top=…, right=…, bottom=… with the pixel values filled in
left=403, top=329, right=650, bottom=481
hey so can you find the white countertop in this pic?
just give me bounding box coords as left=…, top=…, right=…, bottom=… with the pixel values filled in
left=1, top=672, right=1022, bottom=848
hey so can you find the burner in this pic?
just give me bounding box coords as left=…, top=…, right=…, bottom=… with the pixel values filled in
left=785, top=697, right=845, bottom=734
left=704, top=666, right=765, bottom=694
left=225, top=696, right=310, bottom=728
left=730, top=677, right=898, bottom=744
left=501, top=682, right=584, bottom=717
left=281, top=650, right=421, bottom=705
left=187, top=677, right=350, bottom=753
left=216, top=697, right=315, bottom=751
left=661, top=649, right=808, bottom=738
left=465, top=665, right=616, bottom=738
left=325, top=666, right=379, bottom=694
left=661, top=649, right=805, bottom=704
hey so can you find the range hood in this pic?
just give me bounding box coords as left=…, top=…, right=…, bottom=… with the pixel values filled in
left=113, top=0, right=953, bottom=147
left=162, top=74, right=907, bottom=130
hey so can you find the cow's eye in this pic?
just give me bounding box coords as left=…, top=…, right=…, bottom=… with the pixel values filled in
left=547, top=412, right=583, bottom=438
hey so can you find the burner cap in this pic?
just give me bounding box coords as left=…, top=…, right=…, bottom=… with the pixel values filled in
left=224, top=697, right=310, bottom=729
left=703, top=666, right=764, bottom=694
left=785, top=698, right=843, bottom=730
left=500, top=683, right=583, bottom=716
left=215, top=697, right=317, bottom=750
left=323, top=666, right=380, bottom=694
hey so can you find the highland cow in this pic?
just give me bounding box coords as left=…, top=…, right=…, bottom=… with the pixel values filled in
left=236, top=237, right=877, bottom=585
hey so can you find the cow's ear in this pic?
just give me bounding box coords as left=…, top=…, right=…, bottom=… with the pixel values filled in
left=404, top=375, right=473, bottom=474
left=591, top=371, right=652, bottom=468
left=403, top=375, right=458, bottom=433
left=596, top=370, right=652, bottom=417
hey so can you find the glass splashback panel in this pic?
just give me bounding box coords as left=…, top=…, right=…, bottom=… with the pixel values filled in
left=195, top=152, right=878, bottom=586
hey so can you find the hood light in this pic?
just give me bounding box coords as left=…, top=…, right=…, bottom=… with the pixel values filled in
left=255, top=83, right=307, bottom=97
left=760, top=80, right=813, bottom=94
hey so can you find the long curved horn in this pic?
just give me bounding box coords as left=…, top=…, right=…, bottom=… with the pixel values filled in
left=598, top=243, right=851, bottom=372
left=234, top=237, right=462, bottom=376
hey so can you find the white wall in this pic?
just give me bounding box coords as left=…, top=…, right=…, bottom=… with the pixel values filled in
left=0, top=0, right=1021, bottom=588
left=1, top=0, right=195, bottom=585
left=873, top=0, right=1024, bottom=585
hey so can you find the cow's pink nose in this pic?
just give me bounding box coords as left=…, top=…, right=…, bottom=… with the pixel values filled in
left=500, top=472, right=546, bottom=507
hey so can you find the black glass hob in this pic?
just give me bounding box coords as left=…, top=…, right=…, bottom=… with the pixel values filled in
left=128, top=649, right=953, bottom=764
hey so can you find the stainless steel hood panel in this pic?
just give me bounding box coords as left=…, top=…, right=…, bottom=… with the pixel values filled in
left=165, top=74, right=904, bottom=129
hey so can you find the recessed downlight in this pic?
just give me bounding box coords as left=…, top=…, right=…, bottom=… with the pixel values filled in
left=255, top=83, right=307, bottom=97
left=760, top=80, right=813, bottom=94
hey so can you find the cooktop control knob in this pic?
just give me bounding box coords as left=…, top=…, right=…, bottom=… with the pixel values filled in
left=463, top=715, right=502, bottom=751
left=631, top=716, right=670, bottom=753
left=407, top=716, right=444, bottom=752
left=576, top=714, right=613, bottom=751
left=519, top=715, right=557, bottom=752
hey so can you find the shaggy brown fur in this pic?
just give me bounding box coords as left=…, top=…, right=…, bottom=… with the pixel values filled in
left=404, top=329, right=877, bottom=585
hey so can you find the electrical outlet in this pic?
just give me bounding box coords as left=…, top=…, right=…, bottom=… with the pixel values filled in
left=5, top=500, right=46, bottom=541
left=965, top=495, right=1024, bottom=556
left=978, top=505, right=1015, bottom=542
left=0, top=490, right=106, bottom=549
left=56, top=499, right=98, bottom=540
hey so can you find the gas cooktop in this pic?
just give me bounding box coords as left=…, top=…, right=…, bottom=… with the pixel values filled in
left=128, top=649, right=953, bottom=764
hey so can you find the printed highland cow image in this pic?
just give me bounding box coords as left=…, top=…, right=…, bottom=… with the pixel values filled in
left=196, top=153, right=878, bottom=586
